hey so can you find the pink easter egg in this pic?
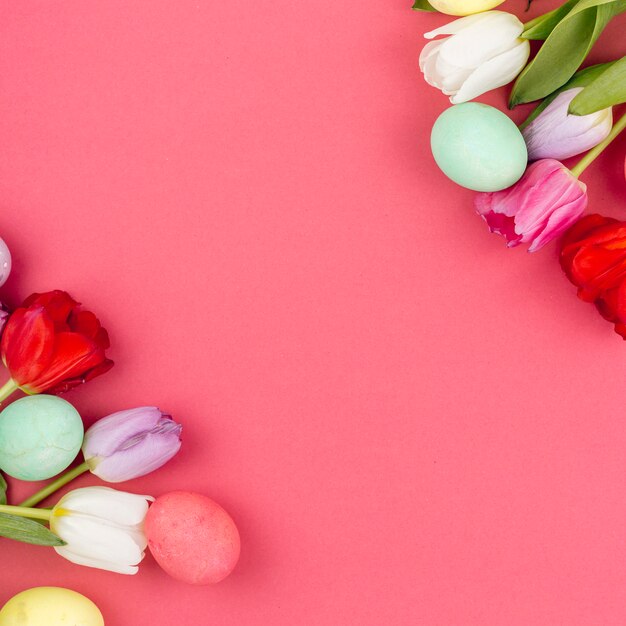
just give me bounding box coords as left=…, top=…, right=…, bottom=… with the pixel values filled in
left=145, top=491, right=240, bottom=584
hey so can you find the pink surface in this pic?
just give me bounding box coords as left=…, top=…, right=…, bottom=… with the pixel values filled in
left=0, top=1, right=625, bottom=623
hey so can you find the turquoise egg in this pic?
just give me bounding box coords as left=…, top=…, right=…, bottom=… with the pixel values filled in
left=431, top=103, right=528, bottom=192
left=0, top=395, right=84, bottom=481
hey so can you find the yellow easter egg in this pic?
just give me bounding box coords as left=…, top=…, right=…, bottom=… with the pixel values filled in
left=429, top=0, right=505, bottom=15
left=0, top=587, right=104, bottom=626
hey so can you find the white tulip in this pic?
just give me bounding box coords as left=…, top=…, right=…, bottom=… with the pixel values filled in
left=50, top=486, right=154, bottom=575
left=419, top=11, right=530, bottom=104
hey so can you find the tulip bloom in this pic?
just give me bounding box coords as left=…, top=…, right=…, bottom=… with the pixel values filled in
left=419, top=11, right=530, bottom=104
left=560, top=214, right=626, bottom=339
left=522, top=88, right=613, bottom=161
left=83, top=407, right=182, bottom=483
left=0, top=290, right=112, bottom=399
left=428, top=0, right=505, bottom=15
left=474, top=159, right=587, bottom=252
left=50, top=486, right=153, bottom=574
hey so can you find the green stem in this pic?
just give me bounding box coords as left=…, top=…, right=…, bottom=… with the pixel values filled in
left=0, top=504, right=52, bottom=521
left=0, top=379, right=19, bottom=404
left=571, top=110, right=626, bottom=178
left=19, top=461, right=90, bottom=508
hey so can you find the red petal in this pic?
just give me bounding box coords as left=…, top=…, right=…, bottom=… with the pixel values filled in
left=47, top=358, right=114, bottom=394
left=23, top=332, right=108, bottom=393
left=22, top=291, right=78, bottom=331
left=0, top=307, right=55, bottom=386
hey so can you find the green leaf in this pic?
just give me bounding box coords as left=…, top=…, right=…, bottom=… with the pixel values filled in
left=0, top=474, right=6, bottom=506
left=0, top=512, right=66, bottom=546
left=510, top=0, right=626, bottom=107
left=569, top=56, right=626, bottom=115
left=522, top=0, right=581, bottom=40
left=411, top=0, right=437, bottom=10
left=519, top=62, right=614, bottom=129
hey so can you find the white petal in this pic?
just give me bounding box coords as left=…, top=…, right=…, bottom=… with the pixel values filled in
left=56, top=486, right=153, bottom=526
left=54, top=545, right=139, bottom=575
left=451, top=38, right=530, bottom=104
left=51, top=514, right=146, bottom=564
left=419, top=39, right=443, bottom=72
left=424, top=12, right=488, bottom=39
left=437, top=13, right=524, bottom=70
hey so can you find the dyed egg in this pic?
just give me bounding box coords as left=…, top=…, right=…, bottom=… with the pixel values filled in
left=0, top=395, right=84, bottom=481
left=431, top=103, right=528, bottom=192
left=0, top=587, right=104, bottom=626
left=145, top=491, right=240, bottom=584
left=428, top=0, right=505, bottom=15
left=0, top=238, right=11, bottom=287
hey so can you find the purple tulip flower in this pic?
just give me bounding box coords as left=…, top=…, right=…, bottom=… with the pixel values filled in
left=522, top=88, right=612, bottom=162
left=82, top=407, right=182, bottom=482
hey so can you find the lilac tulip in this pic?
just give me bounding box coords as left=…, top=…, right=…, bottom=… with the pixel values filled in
left=474, top=159, right=587, bottom=252
left=522, top=88, right=613, bottom=162
left=82, top=407, right=182, bottom=483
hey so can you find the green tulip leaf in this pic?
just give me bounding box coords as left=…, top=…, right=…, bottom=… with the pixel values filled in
left=510, top=0, right=626, bottom=107
left=411, top=0, right=437, bottom=10
left=0, top=512, right=66, bottom=546
left=522, top=0, right=581, bottom=40
left=569, top=56, right=626, bottom=115
left=519, top=62, right=614, bottom=129
left=0, top=474, right=6, bottom=506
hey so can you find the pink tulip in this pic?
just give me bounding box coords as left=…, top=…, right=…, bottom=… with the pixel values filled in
left=522, top=88, right=612, bottom=162
left=474, top=159, right=587, bottom=252
left=82, top=407, right=182, bottom=482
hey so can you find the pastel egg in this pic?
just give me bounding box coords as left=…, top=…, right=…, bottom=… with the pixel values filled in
left=0, top=238, right=11, bottom=287
left=145, top=491, right=240, bottom=584
left=0, top=395, right=84, bottom=481
left=431, top=103, right=528, bottom=192
left=0, top=587, right=104, bottom=626
left=428, top=0, right=505, bottom=15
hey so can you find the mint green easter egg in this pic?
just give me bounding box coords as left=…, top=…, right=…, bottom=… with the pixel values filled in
left=0, top=395, right=84, bottom=481
left=431, top=103, right=528, bottom=192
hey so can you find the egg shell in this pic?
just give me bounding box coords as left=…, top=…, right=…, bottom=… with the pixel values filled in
left=0, top=395, right=84, bottom=481
left=145, top=491, right=240, bottom=584
left=0, top=587, right=104, bottom=626
left=428, top=0, right=505, bottom=15
left=430, top=103, right=528, bottom=192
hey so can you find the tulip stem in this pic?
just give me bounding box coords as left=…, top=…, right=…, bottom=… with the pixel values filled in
left=19, top=461, right=90, bottom=508
left=0, top=504, right=52, bottom=521
left=571, top=111, right=626, bottom=178
left=0, top=379, right=19, bottom=404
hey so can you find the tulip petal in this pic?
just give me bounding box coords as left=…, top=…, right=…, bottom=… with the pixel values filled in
left=54, top=545, right=139, bottom=575
left=424, top=12, right=489, bottom=38
left=22, top=291, right=78, bottom=331
left=56, top=486, right=153, bottom=526
left=1, top=307, right=55, bottom=386
left=451, top=38, right=530, bottom=104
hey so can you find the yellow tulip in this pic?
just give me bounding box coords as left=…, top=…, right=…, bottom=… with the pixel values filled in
left=429, top=0, right=505, bottom=15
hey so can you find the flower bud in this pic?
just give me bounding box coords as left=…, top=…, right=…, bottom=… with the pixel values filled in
left=419, top=11, right=530, bottom=104
left=523, top=88, right=613, bottom=161
left=50, top=486, right=153, bottom=574
left=82, top=407, right=182, bottom=483
left=475, top=159, right=587, bottom=252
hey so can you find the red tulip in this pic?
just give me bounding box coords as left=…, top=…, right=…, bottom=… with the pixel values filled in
left=0, top=290, right=113, bottom=400
left=560, top=214, right=626, bottom=339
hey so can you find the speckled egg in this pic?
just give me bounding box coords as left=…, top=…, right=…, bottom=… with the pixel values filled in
left=431, top=103, right=528, bottom=192
left=0, top=587, right=104, bottom=626
left=145, top=491, right=240, bottom=584
left=0, top=238, right=10, bottom=287
left=0, top=395, right=84, bottom=481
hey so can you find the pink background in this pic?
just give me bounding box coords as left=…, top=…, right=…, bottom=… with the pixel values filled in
left=0, top=0, right=625, bottom=623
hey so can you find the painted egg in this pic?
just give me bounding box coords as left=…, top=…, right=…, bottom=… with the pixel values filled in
left=0, top=395, right=84, bottom=481
left=431, top=102, right=528, bottom=192
left=145, top=491, right=240, bottom=584
left=0, top=587, right=104, bottom=626
left=0, top=238, right=11, bottom=287
left=428, top=0, right=505, bottom=15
